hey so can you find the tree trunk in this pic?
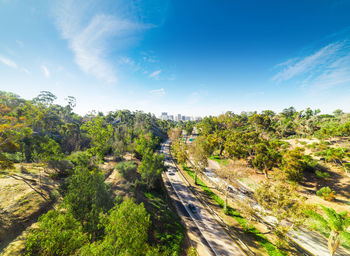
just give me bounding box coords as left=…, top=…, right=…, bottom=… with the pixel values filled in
left=264, top=169, right=269, bottom=179
left=224, top=190, right=228, bottom=213
left=328, top=231, right=340, bottom=256
left=195, top=170, right=198, bottom=185
left=219, top=145, right=224, bottom=156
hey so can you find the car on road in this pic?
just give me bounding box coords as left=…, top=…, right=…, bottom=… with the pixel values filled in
left=188, top=203, right=197, bottom=213
left=238, top=187, right=252, bottom=195
left=227, top=185, right=235, bottom=193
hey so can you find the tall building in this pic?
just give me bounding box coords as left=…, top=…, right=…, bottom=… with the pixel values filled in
left=160, top=112, right=168, bottom=121
left=177, top=114, right=181, bottom=121
left=169, top=115, right=174, bottom=121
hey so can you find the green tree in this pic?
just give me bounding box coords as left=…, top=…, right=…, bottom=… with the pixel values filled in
left=333, top=109, right=344, bottom=117
left=32, top=91, right=57, bottom=106
left=190, top=137, right=208, bottom=185
left=81, top=116, right=113, bottom=163
left=81, top=199, right=152, bottom=256
left=25, top=210, right=87, bottom=256
left=217, top=161, right=244, bottom=212
left=251, top=142, right=281, bottom=178
left=115, top=161, right=137, bottom=182
left=0, top=102, right=32, bottom=169
left=306, top=206, right=350, bottom=256
left=185, top=123, right=194, bottom=136
left=139, top=150, right=165, bottom=190
left=134, top=132, right=158, bottom=159
left=172, top=139, right=188, bottom=165
left=64, top=166, right=113, bottom=240
left=255, top=180, right=307, bottom=247
left=282, top=148, right=308, bottom=182
left=168, top=127, right=182, bottom=142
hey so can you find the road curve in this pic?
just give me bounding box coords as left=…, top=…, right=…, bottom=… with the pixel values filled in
left=161, top=140, right=247, bottom=256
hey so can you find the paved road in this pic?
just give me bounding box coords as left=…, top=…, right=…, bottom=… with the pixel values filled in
left=161, top=141, right=247, bottom=256
left=204, top=159, right=350, bottom=256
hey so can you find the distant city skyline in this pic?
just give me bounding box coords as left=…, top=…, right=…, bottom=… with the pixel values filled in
left=1, top=1, right=350, bottom=116
left=159, top=112, right=202, bottom=121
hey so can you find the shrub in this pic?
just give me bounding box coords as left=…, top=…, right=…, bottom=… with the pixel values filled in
left=282, top=148, right=307, bottom=182
left=3, top=152, right=25, bottom=163
left=303, top=155, right=318, bottom=173
left=115, top=161, right=138, bottom=181
left=0, top=153, right=15, bottom=170
left=66, top=151, right=90, bottom=168
left=25, top=210, right=87, bottom=256
left=315, top=170, right=330, bottom=179
left=47, top=159, right=74, bottom=179
left=316, top=186, right=336, bottom=201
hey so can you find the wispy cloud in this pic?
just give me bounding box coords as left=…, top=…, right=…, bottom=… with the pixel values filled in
left=0, top=54, right=30, bottom=74
left=53, top=0, right=151, bottom=83
left=272, top=40, right=350, bottom=89
left=21, top=68, right=30, bottom=74
left=16, top=40, right=24, bottom=48
left=41, top=65, right=50, bottom=78
left=149, top=88, right=165, bottom=96
left=0, top=55, right=17, bottom=69
left=149, top=69, right=161, bottom=79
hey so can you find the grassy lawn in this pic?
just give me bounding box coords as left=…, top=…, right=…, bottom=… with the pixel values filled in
left=209, top=155, right=228, bottom=166
left=182, top=165, right=287, bottom=256
left=306, top=219, right=350, bottom=251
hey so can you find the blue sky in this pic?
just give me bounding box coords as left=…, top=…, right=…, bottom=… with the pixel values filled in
left=1, top=0, right=350, bottom=116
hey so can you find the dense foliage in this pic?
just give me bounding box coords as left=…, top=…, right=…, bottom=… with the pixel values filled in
left=0, top=91, right=186, bottom=255
left=0, top=90, right=172, bottom=171
left=192, top=108, right=350, bottom=180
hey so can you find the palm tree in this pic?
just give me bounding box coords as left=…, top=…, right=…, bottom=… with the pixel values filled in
left=306, top=206, right=350, bottom=256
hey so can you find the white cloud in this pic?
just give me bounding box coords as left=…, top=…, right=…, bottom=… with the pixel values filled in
left=0, top=55, right=17, bottom=69
left=120, top=56, right=135, bottom=66
left=41, top=65, right=50, bottom=78
left=0, top=54, right=30, bottom=74
left=272, top=42, right=343, bottom=83
left=53, top=0, right=151, bottom=83
left=149, top=88, right=165, bottom=96
left=21, top=68, right=30, bottom=74
left=148, top=69, right=161, bottom=79
left=272, top=40, right=350, bottom=89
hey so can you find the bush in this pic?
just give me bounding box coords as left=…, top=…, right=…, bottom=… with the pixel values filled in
left=47, top=159, right=74, bottom=179
left=0, top=153, right=15, bottom=170
left=25, top=210, right=87, bottom=256
left=66, top=151, right=90, bottom=168
left=3, top=152, right=25, bottom=163
left=315, top=170, right=330, bottom=179
left=115, top=161, right=138, bottom=181
left=282, top=148, right=307, bottom=182
left=316, top=186, right=336, bottom=201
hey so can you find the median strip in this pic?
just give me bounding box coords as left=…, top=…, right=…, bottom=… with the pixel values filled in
left=181, top=165, right=288, bottom=256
